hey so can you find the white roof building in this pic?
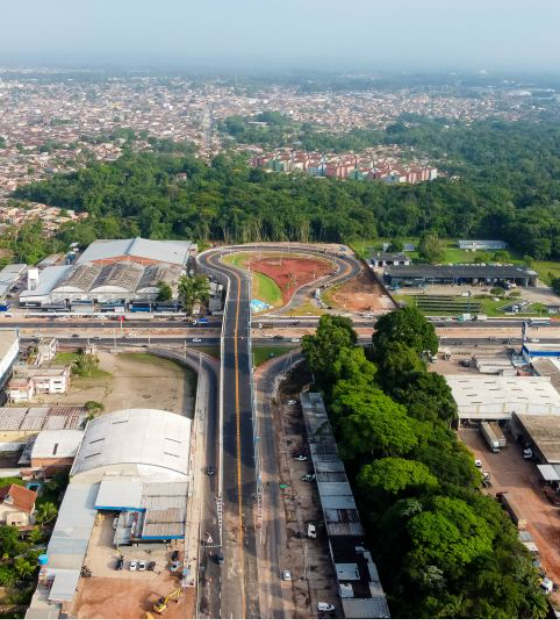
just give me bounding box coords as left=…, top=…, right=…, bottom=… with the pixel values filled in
left=77, top=238, right=194, bottom=267
left=70, top=409, right=191, bottom=482
left=446, top=375, right=560, bottom=420
left=31, top=430, right=84, bottom=461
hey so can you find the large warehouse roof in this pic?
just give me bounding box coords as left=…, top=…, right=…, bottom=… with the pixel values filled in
left=446, top=375, right=560, bottom=420
left=71, top=409, right=191, bottom=482
left=385, top=264, right=537, bottom=281
left=513, top=414, right=560, bottom=464
left=77, top=238, right=193, bottom=267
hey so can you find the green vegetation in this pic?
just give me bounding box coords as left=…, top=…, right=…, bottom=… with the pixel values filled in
left=252, top=345, right=296, bottom=366
left=157, top=280, right=173, bottom=302
left=302, top=310, right=546, bottom=618
left=71, top=350, right=103, bottom=378
left=54, top=351, right=80, bottom=364
left=252, top=272, right=283, bottom=308
left=178, top=274, right=210, bottom=313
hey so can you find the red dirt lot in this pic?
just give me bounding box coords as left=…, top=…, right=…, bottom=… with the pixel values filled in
left=73, top=576, right=195, bottom=619
left=246, top=254, right=335, bottom=304
left=461, top=428, right=560, bottom=602
left=327, top=268, right=396, bottom=312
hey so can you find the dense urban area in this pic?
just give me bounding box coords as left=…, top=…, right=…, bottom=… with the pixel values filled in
left=2, top=65, right=560, bottom=620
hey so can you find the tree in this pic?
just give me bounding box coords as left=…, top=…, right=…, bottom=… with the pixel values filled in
left=156, top=280, right=173, bottom=302
left=388, top=238, right=404, bottom=252
left=551, top=276, right=560, bottom=296
left=358, top=458, right=438, bottom=496
left=373, top=307, right=439, bottom=357
left=407, top=496, right=494, bottom=576
left=418, top=233, right=445, bottom=264
left=14, top=556, right=36, bottom=580
left=178, top=274, right=210, bottom=314
left=334, top=387, right=419, bottom=458
left=35, top=502, right=58, bottom=525
left=375, top=342, right=426, bottom=391
left=393, top=371, right=458, bottom=424
left=302, top=315, right=358, bottom=389
left=72, top=350, right=100, bottom=378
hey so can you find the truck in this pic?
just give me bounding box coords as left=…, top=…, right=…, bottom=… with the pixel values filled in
left=497, top=492, right=527, bottom=530
left=194, top=317, right=209, bottom=326
left=457, top=313, right=472, bottom=322
left=481, top=421, right=501, bottom=453
left=530, top=317, right=551, bottom=326
left=0, top=301, right=10, bottom=312
left=488, top=422, right=507, bottom=448
left=475, top=314, right=488, bottom=322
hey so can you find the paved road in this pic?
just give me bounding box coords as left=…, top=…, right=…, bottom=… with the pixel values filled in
left=148, top=349, right=221, bottom=619
left=255, top=352, right=304, bottom=619
left=198, top=249, right=261, bottom=620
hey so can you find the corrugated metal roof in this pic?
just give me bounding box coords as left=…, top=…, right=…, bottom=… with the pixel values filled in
left=20, top=266, right=72, bottom=299
left=47, top=482, right=98, bottom=570
left=95, top=479, right=143, bottom=509
left=31, top=430, right=83, bottom=459
left=77, top=238, right=192, bottom=267
left=71, top=409, right=191, bottom=480
left=342, top=597, right=391, bottom=619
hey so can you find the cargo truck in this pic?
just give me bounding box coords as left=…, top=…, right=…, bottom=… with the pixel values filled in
left=481, top=421, right=501, bottom=453
left=488, top=422, right=507, bottom=448
left=497, top=492, right=527, bottom=530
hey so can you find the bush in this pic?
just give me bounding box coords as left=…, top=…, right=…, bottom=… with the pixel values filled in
left=490, top=287, right=504, bottom=296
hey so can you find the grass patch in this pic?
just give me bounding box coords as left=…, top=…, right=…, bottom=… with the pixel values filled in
left=252, top=345, right=297, bottom=366
left=253, top=271, right=283, bottom=307
left=118, top=352, right=185, bottom=370
left=54, top=352, right=79, bottom=364
left=223, top=251, right=283, bottom=309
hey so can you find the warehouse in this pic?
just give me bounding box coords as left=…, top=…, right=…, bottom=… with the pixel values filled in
left=458, top=240, right=508, bottom=251
left=0, top=329, right=20, bottom=390
left=384, top=264, right=538, bottom=287
left=26, top=408, right=192, bottom=617
left=446, top=375, right=560, bottom=421
left=522, top=343, right=560, bottom=362
left=21, top=260, right=186, bottom=306
left=511, top=414, right=560, bottom=466
left=77, top=237, right=195, bottom=267
left=70, top=408, right=191, bottom=482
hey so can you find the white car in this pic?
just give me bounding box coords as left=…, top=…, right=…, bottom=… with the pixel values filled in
left=281, top=570, right=292, bottom=581
left=474, top=459, right=482, bottom=468
left=318, top=602, right=336, bottom=612
left=129, top=560, right=138, bottom=571
left=294, top=455, right=308, bottom=462
left=290, top=338, right=300, bottom=343
left=138, top=560, right=146, bottom=571
left=192, top=338, right=202, bottom=343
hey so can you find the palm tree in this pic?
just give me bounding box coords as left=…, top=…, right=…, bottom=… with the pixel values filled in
left=35, top=502, right=58, bottom=525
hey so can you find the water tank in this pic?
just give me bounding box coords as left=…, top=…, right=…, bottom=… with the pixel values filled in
left=38, top=554, right=48, bottom=566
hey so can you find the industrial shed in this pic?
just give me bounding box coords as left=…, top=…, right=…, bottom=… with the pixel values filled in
left=77, top=237, right=195, bottom=267
left=135, top=263, right=184, bottom=299
left=71, top=408, right=191, bottom=482
left=50, top=263, right=103, bottom=302
left=512, top=413, right=560, bottom=465
left=88, top=262, right=144, bottom=302
left=384, top=264, right=538, bottom=287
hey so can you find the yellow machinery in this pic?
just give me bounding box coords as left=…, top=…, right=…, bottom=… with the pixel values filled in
left=153, top=588, right=183, bottom=614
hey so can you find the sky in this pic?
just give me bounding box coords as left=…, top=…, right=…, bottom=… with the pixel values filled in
left=1, top=0, right=559, bottom=73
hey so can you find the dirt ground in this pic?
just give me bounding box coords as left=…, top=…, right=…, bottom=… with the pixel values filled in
left=460, top=428, right=560, bottom=601
left=272, top=370, right=341, bottom=619
left=38, top=352, right=195, bottom=417
left=73, top=512, right=192, bottom=619
left=246, top=254, right=335, bottom=305
left=326, top=268, right=395, bottom=313
left=73, top=575, right=194, bottom=619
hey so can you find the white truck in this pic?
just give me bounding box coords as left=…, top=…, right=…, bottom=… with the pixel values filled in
left=481, top=421, right=501, bottom=453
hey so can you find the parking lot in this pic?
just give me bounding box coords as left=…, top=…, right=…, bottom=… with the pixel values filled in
left=460, top=427, right=560, bottom=600
left=72, top=512, right=192, bottom=618
left=274, top=375, right=340, bottom=618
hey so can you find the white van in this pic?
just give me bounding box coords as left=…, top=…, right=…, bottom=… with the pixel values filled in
left=307, top=523, right=317, bottom=539
left=317, top=602, right=335, bottom=612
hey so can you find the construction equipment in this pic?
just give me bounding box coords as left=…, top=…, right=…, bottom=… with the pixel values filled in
left=153, top=588, right=182, bottom=614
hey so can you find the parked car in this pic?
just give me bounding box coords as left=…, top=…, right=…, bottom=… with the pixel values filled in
left=474, top=459, right=482, bottom=468
left=307, top=523, right=317, bottom=539
left=115, top=557, right=124, bottom=570
left=215, top=553, right=225, bottom=566
left=294, top=455, right=308, bottom=462
left=301, top=474, right=316, bottom=483
left=147, top=561, right=156, bottom=571
left=192, top=338, right=202, bottom=343
left=207, top=465, right=215, bottom=476
left=138, top=561, right=146, bottom=571
left=318, top=602, right=336, bottom=612
left=170, top=560, right=181, bottom=573
left=171, top=550, right=180, bottom=562
left=129, top=560, right=138, bottom=571
left=281, top=570, right=292, bottom=581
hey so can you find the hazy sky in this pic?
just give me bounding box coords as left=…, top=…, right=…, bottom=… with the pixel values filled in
left=1, top=0, right=559, bottom=72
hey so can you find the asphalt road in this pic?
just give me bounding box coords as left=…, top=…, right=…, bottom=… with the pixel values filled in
left=198, top=249, right=261, bottom=620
